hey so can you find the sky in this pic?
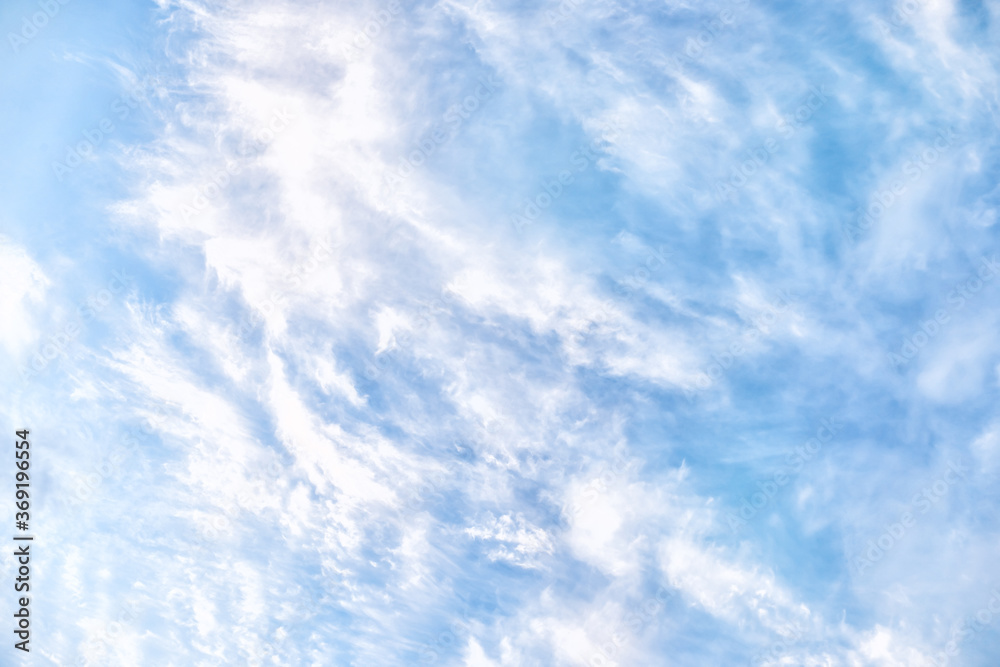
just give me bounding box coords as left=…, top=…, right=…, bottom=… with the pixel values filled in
left=2, top=0, right=1000, bottom=665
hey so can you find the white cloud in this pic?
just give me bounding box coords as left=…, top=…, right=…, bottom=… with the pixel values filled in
left=0, top=235, right=49, bottom=356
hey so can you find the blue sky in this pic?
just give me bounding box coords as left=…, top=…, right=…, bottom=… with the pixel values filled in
left=2, top=0, right=1000, bottom=665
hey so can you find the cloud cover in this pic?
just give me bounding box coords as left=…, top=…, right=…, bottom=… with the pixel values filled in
left=3, top=0, right=1000, bottom=664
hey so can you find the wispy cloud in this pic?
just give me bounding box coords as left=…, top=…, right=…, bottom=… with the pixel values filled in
left=5, top=0, right=1000, bottom=663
